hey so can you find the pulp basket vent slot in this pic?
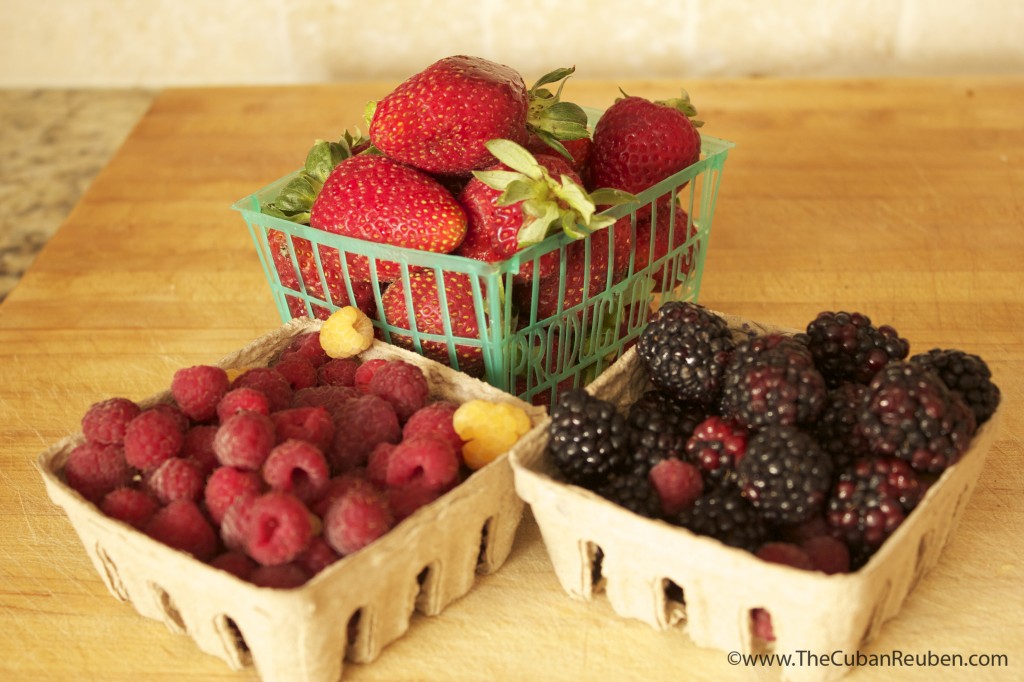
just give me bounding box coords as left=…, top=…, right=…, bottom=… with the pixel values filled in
left=150, top=583, right=186, bottom=634
left=662, top=578, right=687, bottom=627
left=214, top=615, right=252, bottom=669
left=749, top=608, right=775, bottom=654
left=95, top=544, right=129, bottom=602
left=344, top=608, right=363, bottom=661
left=415, top=564, right=436, bottom=614
left=587, top=542, right=605, bottom=594
left=476, top=516, right=493, bottom=573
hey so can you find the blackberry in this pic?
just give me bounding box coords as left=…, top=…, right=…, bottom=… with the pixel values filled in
left=800, top=310, right=910, bottom=387
left=636, top=302, right=735, bottom=407
left=826, top=456, right=927, bottom=559
left=684, top=415, right=748, bottom=487
left=910, top=348, right=1000, bottom=425
left=719, top=334, right=828, bottom=430
left=859, top=361, right=977, bottom=473
left=674, top=485, right=768, bottom=552
left=595, top=472, right=662, bottom=518
left=738, top=425, right=833, bottom=525
left=813, top=382, right=871, bottom=470
left=625, top=390, right=705, bottom=475
left=549, top=388, right=630, bottom=487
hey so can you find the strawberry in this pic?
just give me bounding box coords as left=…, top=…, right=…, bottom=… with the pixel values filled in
left=588, top=91, right=704, bottom=196
left=309, top=154, right=468, bottom=281
left=628, top=201, right=699, bottom=292
left=368, top=56, right=590, bottom=176
left=381, top=270, right=485, bottom=377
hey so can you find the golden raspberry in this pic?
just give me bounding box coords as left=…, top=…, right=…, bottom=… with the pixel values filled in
left=452, top=400, right=532, bottom=469
left=320, top=306, right=375, bottom=359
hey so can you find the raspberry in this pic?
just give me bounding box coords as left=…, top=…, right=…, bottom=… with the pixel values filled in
left=310, top=471, right=380, bottom=517
left=452, top=400, right=532, bottom=469
left=262, top=439, right=331, bottom=504
left=171, top=365, right=230, bottom=422
left=231, top=367, right=293, bottom=412
left=329, top=394, right=402, bottom=472
left=403, top=400, right=463, bottom=454
left=636, top=301, right=736, bottom=407
left=800, top=310, right=910, bottom=387
left=353, top=358, right=388, bottom=392
left=295, top=536, right=341, bottom=577
left=279, top=331, right=329, bottom=368
left=323, top=486, right=395, bottom=555
left=738, top=425, right=833, bottom=525
left=213, top=410, right=276, bottom=471
left=649, top=458, right=704, bottom=516
left=910, top=348, right=1001, bottom=426
left=365, top=443, right=397, bottom=488
left=217, top=387, right=271, bottom=422
left=243, top=492, right=315, bottom=566
left=271, top=354, right=318, bottom=391
left=100, top=487, right=159, bottom=529
left=204, top=465, right=264, bottom=526
left=144, top=499, right=217, bottom=561
left=82, top=397, right=140, bottom=445
left=685, top=416, right=748, bottom=487
left=63, top=441, right=133, bottom=502
left=209, top=551, right=256, bottom=580
left=123, top=408, right=185, bottom=473
left=800, top=535, right=851, bottom=574
left=146, top=457, right=204, bottom=504
left=367, top=360, right=430, bottom=422
left=756, top=542, right=815, bottom=570
left=317, top=358, right=361, bottom=387
left=291, top=385, right=359, bottom=417
left=751, top=608, right=775, bottom=642
left=220, top=499, right=254, bottom=551
left=270, top=406, right=335, bottom=452
left=388, top=480, right=444, bottom=521
left=250, top=563, right=310, bottom=589
left=549, top=389, right=631, bottom=488
left=319, top=306, right=375, bottom=359
left=385, top=436, right=460, bottom=492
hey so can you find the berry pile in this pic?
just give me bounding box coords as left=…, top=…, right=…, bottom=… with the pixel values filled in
left=261, top=55, right=708, bottom=388
left=62, top=314, right=532, bottom=589
left=549, top=302, right=1000, bottom=580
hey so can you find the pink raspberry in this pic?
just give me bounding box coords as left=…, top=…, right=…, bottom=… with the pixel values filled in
left=367, top=360, right=430, bottom=422
left=243, top=492, right=315, bottom=566
left=81, top=397, right=141, bottom=445
left=402, top=401, right=463, bottom=454
left=291, top=385, right=359, bottom=417
left=323, top=486, right=394, bottom=556
left=123, top=408, right=185, bottom=473
left=144, top=499, right=217, bottom=561
left=171, top=365, right=230, bottom=422
left=204, top=465, right=263, bottom=526
left=231, top=367, right=293, bottom=412
left=150, top=402, right=190, bottom=433
left=262, top=440, right=331, bottom=504
left=649, top=458, right=704, bottom=516
left=147, top=457, right=204, bottom=504
left=365, top=442, right=397, bottom=488
left=209, top=551, right=255, bottom=580
left=777, top=514, right=831, bottom=544
left=388, top=480, right=443, bottom=521
left=100, top=487, right=159, bottom=529
left=317, top=358, right=360, bottom=387
left=270, top=406, right=335, bottom=452
left=182, top=424, right=219, bottom=478
left=249, top=563, right=309, bottom=589
left=756, top=542, right=815, bottom=570
left=220, top=499, right=253, bottom=552
left=217, top=387, right=271, bottom=422
left=310, top=471, right=379, bottom=518
left=353, top=358, right=388, bottom=393
left=329, top=394, right=401, bottom=472
left=279, top=331, right=329, bottom=368
left=63, top=441, right=133, bottom=502
left=384, top=436, right=459, bottom=492
left=800, top=535, right=851, bottom=575
left=751, top=608, right=775, bottom=642
left=295, top=536, right=340, bottom=577
left=272, top=354, right=318, bottom=391
left=213, top=410, right=276, bottom=471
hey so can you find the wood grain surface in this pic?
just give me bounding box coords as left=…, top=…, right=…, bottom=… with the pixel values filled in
left=2, top=77, right=1022, bottom=681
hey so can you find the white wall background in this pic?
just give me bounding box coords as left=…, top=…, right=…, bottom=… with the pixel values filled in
left=3, top=0, right=1022, bottom=87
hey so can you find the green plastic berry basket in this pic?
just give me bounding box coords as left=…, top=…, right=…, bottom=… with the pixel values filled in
left=233, top=110, right=733, bottom=404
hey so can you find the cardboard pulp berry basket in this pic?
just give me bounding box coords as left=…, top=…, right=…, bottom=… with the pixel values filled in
left=508, top=312, right=1001, bottom=682
left=232, top=108, right=734, bottom=405
left=37, top=318, right=546, bottom=682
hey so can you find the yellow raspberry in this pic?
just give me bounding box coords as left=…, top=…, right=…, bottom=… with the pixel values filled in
left=453, top=400, right=532, bottom=469
left=319, top=306, right=375, bottom=359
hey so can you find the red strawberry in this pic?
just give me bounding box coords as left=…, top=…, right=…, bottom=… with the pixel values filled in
left=381, top=270, right=485, bottom=377
left=629, top=202, right=699, bottom=292
left=588, top=92, right=703, bottom=196
left=309, top=155, right=468, bottom=281
left=369, top=57, right=590, bottom=176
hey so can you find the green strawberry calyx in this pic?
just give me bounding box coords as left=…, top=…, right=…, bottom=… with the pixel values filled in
left=526, top=66, right=592, bottom=161
left=474, top=138, right=636, bottom=248
left=617, top=87, right=705, bottom=128
left=261, top=130, right=369, bottom=224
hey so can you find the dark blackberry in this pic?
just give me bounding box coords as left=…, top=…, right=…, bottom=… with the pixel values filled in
left=684, top=415, right=748, bottom=487
left=674, top=485, right=768, bottom=552
left=826, top=456, right=927, bottom=558
left=738, top=425, right=833, bottom=525
left=625, top=390, right=705, bottom=475
left=719, top=334, right=828, bottom=430
left=813, top=382, right=872, bottom=470
left=636, top=302, right=735, bottom=407
left=548, top=388, right=630, bottom=487
left=910, top=348, right=1000, bottom=425
left=859, top=361, right=977, bottom=473
left=799, top=310, right=910, bottom=387
left=595, top=472, right=662, bottom=518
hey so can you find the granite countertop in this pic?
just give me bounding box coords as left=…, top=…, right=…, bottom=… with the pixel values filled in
left=0, top=89, right=157, bottom=302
